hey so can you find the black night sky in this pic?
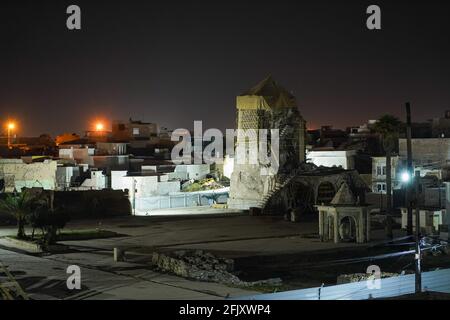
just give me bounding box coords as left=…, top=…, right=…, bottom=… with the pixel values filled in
left=1, top=0, right=450, bottom=136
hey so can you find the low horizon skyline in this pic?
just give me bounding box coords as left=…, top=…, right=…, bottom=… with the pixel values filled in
left=2, top=1, right=450, bottom=137
left=1, top=103, right=450, bottom=138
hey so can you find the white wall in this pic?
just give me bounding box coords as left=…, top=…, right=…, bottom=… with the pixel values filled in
left=111, top=171, right=131, bottom=191
left=80, top=170, right=107, bottom=190
left=56, top=166, right=81, bottom=190
left=307, top=150, right=356, bottom=170
left=0, top=159, right=58, bottom=192
left=223, top=155, right=234, bottom=179
left=175, top=164, right=210, bottom=180
left=111, top=171, right=180, bottom=197
left=59, top=147, right=93, bottom=164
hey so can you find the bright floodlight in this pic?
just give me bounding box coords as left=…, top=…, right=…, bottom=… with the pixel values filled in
left=7, top=122, right=15, bottom=130
left=96, top=123, right=104, bottom=131
left=401, top=171, right=410, bottom=183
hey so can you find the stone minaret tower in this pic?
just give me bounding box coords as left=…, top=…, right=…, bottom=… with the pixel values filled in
left=228, top=76, right=306, bottom=210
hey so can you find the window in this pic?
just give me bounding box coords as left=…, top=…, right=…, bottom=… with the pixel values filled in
left=376, top=183, right=386, bottom=193
left=133, top=127, right=140, bottom=135
left=376, top=165, right=386, bottom=176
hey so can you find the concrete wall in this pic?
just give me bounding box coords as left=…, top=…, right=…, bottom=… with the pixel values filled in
left=111, top=171, right=180, bottom=197
left=111, top=171, right=130, bottom=190
left=424, top=187, right=446, bottom=208
left=56, top=166, right=81, bottom=190
left=157, top=181, right=181, bottom=195
left=174, top=164, right=210, bottom=180
left=0, top=159, right=57, bottom=192
left=400, top=208, right=445, bottom=233
left=96, top=142, right=127, bottom=155
left=59, top=147, right=94, bottom=164
left=223, top=155, right=234, bottom=179
left=399, top=138, right=450, bottom=166
left=91, top=155, right=129, bottom=172
left=80, top=170, right=107, bottom=190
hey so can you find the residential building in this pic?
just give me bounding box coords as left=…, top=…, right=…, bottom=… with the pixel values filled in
left=112, top=118, right=159, bottom=141
left=371, top=156, right=400, bottom=194
left=399, top=138, right=450, bottom=169
left=96, top=142, right=128, bottom=155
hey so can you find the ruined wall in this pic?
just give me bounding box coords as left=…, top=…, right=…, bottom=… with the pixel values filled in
left=264, top=169, right=369, bottom=215
left=0, top=159, right=57, bottom=192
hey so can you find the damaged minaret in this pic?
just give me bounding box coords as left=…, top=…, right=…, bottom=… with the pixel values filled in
left=227, top=76, right=306, bottom=210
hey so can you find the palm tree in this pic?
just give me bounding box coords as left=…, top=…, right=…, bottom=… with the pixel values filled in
left=373, top=115, right=402, bottom=239
left=0, top=192, right=35, bottom=239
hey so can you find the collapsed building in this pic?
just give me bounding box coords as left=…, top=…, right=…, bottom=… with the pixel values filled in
left=228, top=76, right=368, bottom=221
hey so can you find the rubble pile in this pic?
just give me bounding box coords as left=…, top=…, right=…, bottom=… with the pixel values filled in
left=337, top=272, right=401, bottom=284
left=152, top=249, right=281, bottom=287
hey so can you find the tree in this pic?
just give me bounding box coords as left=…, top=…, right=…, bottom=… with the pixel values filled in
left=27, top=205, right=70, bottom=246
left=373, top=114, right=403, bottom=239
left=0, top=192, right=35, bottom=239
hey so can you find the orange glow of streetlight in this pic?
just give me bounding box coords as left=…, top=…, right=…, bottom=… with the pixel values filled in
left=6, top=121, right=16, bottom=148
left=95, top=122, right=104, bottom=131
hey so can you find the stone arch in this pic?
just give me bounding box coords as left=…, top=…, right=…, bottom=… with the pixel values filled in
left=316, top=181, right=336, bottom=204
left=328, top=215, right=335, bottom=241
left=338, top=215, right=357, bottom=242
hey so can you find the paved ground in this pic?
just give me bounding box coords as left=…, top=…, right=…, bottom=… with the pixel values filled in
left=0, top=246, right=259, bottom=300
left=0, top=209, right=408, bottom=299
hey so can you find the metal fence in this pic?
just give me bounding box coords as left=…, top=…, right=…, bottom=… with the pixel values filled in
left=234, top=268, right=450, bottom=300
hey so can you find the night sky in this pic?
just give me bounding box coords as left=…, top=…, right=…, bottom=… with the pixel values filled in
left=1, top=0, right=450, bottom=136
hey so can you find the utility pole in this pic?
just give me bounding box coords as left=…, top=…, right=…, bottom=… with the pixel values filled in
left=7, top=126, right=11, bottom=148
left=406, top=103, right=414, bottom=235
left=130, top=178, right=136, bottom=216
left=414, top=170, right=422, bottom=293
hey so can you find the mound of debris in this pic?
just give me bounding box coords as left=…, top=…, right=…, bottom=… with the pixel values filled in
left=337, top=272, right=403, bottom=284
left=152, top=250, right=281, bottom=287
left=182, top=178, right=224, bottom=192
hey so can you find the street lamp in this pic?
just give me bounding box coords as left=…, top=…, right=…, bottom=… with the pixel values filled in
left=6, top=122, right=15, bottom=148
left=402, top=169, right=422, bottom=293
left=95, top=122, right=104, bottom=131
left=413, top=171, right=422, bottom=293
left=401, top=171, right=410, bottom=183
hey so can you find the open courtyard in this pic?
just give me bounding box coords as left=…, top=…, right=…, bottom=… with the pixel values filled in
left=2, top=207, right=448, bottom=300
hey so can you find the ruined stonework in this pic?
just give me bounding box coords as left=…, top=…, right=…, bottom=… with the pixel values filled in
left=152, top=250, right=282, bottom=287
left=316, top=181, right=371, bottom=244
left=263, top=165, right=369, bottom=216
left=0, top=159, right=57, bottom=192
left=228, top=76, right=306, bottom=210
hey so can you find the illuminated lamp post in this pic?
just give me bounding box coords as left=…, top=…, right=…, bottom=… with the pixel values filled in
left=95, top=122, right=104, bottom=132
left=7, top=122, right=15, bottom=148
left=402, top=169, right=422, bottom=293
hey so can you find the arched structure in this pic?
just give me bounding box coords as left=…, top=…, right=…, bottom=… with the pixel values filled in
left=317, top=181, right=336, bottom=205
left=262, top=165, right=369, bottom=217
left=316, top=182, right=370, bottom=244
